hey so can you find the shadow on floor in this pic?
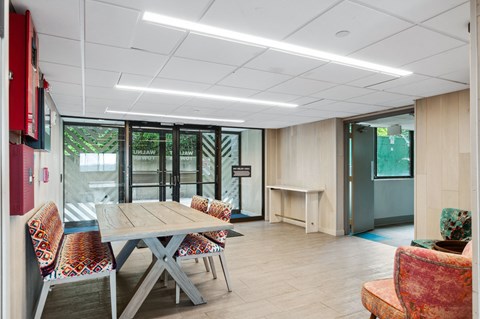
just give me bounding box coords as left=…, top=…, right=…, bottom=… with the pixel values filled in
left=354, top=223, right=414, bottom=247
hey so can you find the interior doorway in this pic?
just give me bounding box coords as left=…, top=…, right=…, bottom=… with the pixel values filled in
left=346, top=110, right=415, bottom=245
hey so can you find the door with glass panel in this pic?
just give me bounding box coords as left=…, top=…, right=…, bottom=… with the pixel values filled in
left=131, top=128, right=173, bottom=202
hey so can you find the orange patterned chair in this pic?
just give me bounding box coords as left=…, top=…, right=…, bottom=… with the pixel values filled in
left=361, top=243, right=472, bottom=319
left=28, top=202, right=117, bottom=319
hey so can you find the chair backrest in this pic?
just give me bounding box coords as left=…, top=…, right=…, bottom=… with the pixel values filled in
left=27, top=202, right=64, bottom=277
left=190, top=195, right=208, bottom=213
left=440, top=208, right=471, bottom=240
left=394, top=246, right=472, bottom=318
left=203, top=200, right=232, bottom=248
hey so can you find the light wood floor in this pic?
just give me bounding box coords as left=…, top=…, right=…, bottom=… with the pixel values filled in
left=42, top=221, right=396, bottom=318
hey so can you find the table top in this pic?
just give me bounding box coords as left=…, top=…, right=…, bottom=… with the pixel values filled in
left=266, top=185, right=325, bottom=193
left=96, top=201, right=233, bottom=242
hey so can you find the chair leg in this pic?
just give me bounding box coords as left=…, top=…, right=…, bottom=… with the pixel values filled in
left=218, top=252, right=232, bottom=292
left=203, top=257, right=211, bottom=272
left=208, top=256, right=217, bottom=279
left=195, top=258, right=199, bottom=263
left=369, top=314, right=377, bottom=319
left=162, top=270, right=168, bottom=287
left=34, top=281, right=51, bottom=319
left=110, top=271, right=117, bottom=319
left=175, top=259, right=181, bottom=304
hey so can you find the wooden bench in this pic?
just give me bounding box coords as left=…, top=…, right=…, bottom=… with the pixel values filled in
left=27, top=202, right=117, bottom=319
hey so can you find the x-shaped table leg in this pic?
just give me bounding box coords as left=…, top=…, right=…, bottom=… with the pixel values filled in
left=119, top=235, right=205, bottom=319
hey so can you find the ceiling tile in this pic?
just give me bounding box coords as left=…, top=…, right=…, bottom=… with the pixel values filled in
left=422, top=3, right=469, bottom=41
left=352, top=26, right=465, bottom=66
left=353, top=0, right=467, bottom=23
left=311, top=85, right=374, bottom=100
left=40, top=62, right=81, bottom=84
left=50, top=93, right=82, bottom=109
left=206, top=85, right=260, bottom=97
left=219, top=68, right=291, bottom=90
left=268, top=78, right=335, bottom=96
left=367, top=74, right=429, bottom=90
left=86, top=43, right=168, bottom=76
left=159, top=57, right=236, bottom=84
left=95, top=0, right=212, bottom=20
left=131, top=102, right=179, bottom=114
left=302, top=63, right=376, bottom=84
left=403, top=45, right=468, bottom=78
left=175, top=34, right=265, bottom=66
left=296, top=108, right=355, bottom=118
left=49, top=81, right=82, bottom=96
left=287, top=1, right=412, bottom=55
left=86, top=69, right=120, bottom=88
left=245, top=49, right=325, bottom=76
left=132, top=22, right=186, bottom=55
left=290, top=96, right=322, bottom=106
left=86, top=86, right=140, bottom=102
left=38, top=34, right=81, bottom=67
left=118, top=73, right=153, bottom=87
left=251, top=91, right=301, bottom=103
left=439, top=68, right=469, bottom=84
left=302, top=99, right=337, bottom=108
left=86, top=1, right=140, bottom=48
left=348, top=73, right=398, bottom=87
left=348, top=91, right=417, bottom=106
left=201, top=0, right=339, bottom=40
left=150, top=77, right=211, bottom=92
left=12, top=0, right=81, bottom=40
left=385, top=77, right=469, bottom=97
left=318, top=101, right=388, bottom=114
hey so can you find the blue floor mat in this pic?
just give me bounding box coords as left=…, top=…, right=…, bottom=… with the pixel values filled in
left=354, top=232, right=389, bottom=242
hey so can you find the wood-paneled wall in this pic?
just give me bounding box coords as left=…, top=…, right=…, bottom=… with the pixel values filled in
left=415, top=89, right=470, bottom=239
left=265, top=118, right=344, bottom=236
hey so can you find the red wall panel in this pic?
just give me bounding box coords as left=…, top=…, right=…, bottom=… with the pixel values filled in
left=10, top=144, right=34, bottom=215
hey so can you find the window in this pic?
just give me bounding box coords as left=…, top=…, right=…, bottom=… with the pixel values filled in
left=375, top=128, right=413, bottom=178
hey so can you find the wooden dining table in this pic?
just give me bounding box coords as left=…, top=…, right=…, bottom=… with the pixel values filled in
left=95, top=201, right=234, bottom=319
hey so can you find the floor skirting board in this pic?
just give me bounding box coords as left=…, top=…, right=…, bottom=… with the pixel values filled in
left=374, top=215, right=414, bottom=227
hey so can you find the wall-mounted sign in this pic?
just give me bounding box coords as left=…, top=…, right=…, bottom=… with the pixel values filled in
left=232, top=165, right=251, bottom=178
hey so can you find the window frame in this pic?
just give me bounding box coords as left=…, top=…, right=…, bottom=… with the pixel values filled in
left=373, top=128, right=414, bottom=179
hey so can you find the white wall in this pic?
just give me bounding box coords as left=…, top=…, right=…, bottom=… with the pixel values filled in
left=9, top=103, right=62, bottom=319
left=240, top=129, right=262, bottom=215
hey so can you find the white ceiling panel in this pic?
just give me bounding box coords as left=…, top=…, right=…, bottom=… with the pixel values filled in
left=86, top=43, right=168, bottom=76
left=384, top=77, right=469, bottom=97
left=219, top=68, right=291, bottom=90
left=348, top=73, right=398, bottom=88
left=302, top=63, right=376, bottom=84
left=41, top=62, right=81, bottom=84
left=290, top=96, right=322, bottom=106
left=86, top=97, right=132, bottom=109
left=86, top=69, right=120, bottom=88
left=94, top=0, right=212, bottom=20
left=296, top=108, right=355, bottom=118
left=258, top=106, right=305, bottom=116
left=131, top=102, right=179, bottom=114
left=352, top=26, right=465, bottom=67
left=318, top=101, right=388, bottom=114
left=159, top=57, right=236, bottom=84
left=175, top=34, right=265, bottom=66
left=245, top=49, right=325, bottom=76
left=201, top=0, right=339, bottom=40
left=38, top=34, right=81, bottom=67
left=403, top=45, right=468, bottom=78
left=301, top=99, right=337, bottom=109
left=367, top=74, right=430, bottom=91
left=352, top=0, right=467, bottom=23
left=206, top=85, right=259, bottom=97
left=150, top=77, right=211, bottom=92
left=288, top=1, right=412, bottom=55
left=348, top=91, right=417, bottom=106
left=268, top=78, right=335, bottom=96
left=439, top=68, right=469, bottom=84
left=312, top=85, right=374, bottom=100
left=86, top=86, right=140, bottom=102
left=12, top=0, right=81, bottom=40
left=136, top=92, right=193, bottom=106
left=118, top=73, right=152, bottom=87
left=51, top=94, right=82, bottom=110
left=251, top=91, right=301, bottom=102
left=422, top=3, right=469, bottom=41
left=86, top=1, right=139, bottom=48
left=132, top=22, right=186, bottom=55
left=49, top=81, right=82, bottom=96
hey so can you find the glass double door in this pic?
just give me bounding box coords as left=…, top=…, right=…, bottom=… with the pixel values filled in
left=130, top=126, right=217, bottom=205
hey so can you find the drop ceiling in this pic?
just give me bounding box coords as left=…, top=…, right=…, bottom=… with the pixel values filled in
left=11, top=0, right=470, bottom=128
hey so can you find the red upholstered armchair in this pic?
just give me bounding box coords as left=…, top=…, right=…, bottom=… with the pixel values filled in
left=362, top=243, right=472, bottom=319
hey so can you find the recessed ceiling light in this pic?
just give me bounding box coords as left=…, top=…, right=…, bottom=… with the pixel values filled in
left=105, top=108, right=245, bottom=123
left=115, top=84, right=298, bottom=108
left=142, top=12, right=412, bottom=77
left=335, top=30, right=350, bottom=38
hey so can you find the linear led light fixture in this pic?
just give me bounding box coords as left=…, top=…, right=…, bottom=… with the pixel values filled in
left=115, top=84, right=298, bottom=107
left=105, top=108, right=245, bottom=123
left=143, top=12, right=412, bottom=77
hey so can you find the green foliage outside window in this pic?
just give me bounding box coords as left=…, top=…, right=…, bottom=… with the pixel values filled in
left=376, top=128, right=412, bottom=178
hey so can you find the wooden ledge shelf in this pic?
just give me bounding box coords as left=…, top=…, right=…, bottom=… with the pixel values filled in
left=266, top=185, right=324, bottom=233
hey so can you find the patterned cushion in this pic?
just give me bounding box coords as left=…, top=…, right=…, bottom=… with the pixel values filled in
left=191, top=195, right=209, bottom=213
left=177, top=233, right=222, bottom=257
left=361, top=279, right=405, bottom=319
left=27, top=202, right=65, bottom=277
left=45, top=231, right=116, bottom=280
left=203, top=200, right=232, bottom=248
left=462, top=241, right=473, bottom=258
left=395, top=246, right=472, bottom=318
left=410, top=239, right=438, bottom=249
left=440, top=208, right=471, bottom=240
